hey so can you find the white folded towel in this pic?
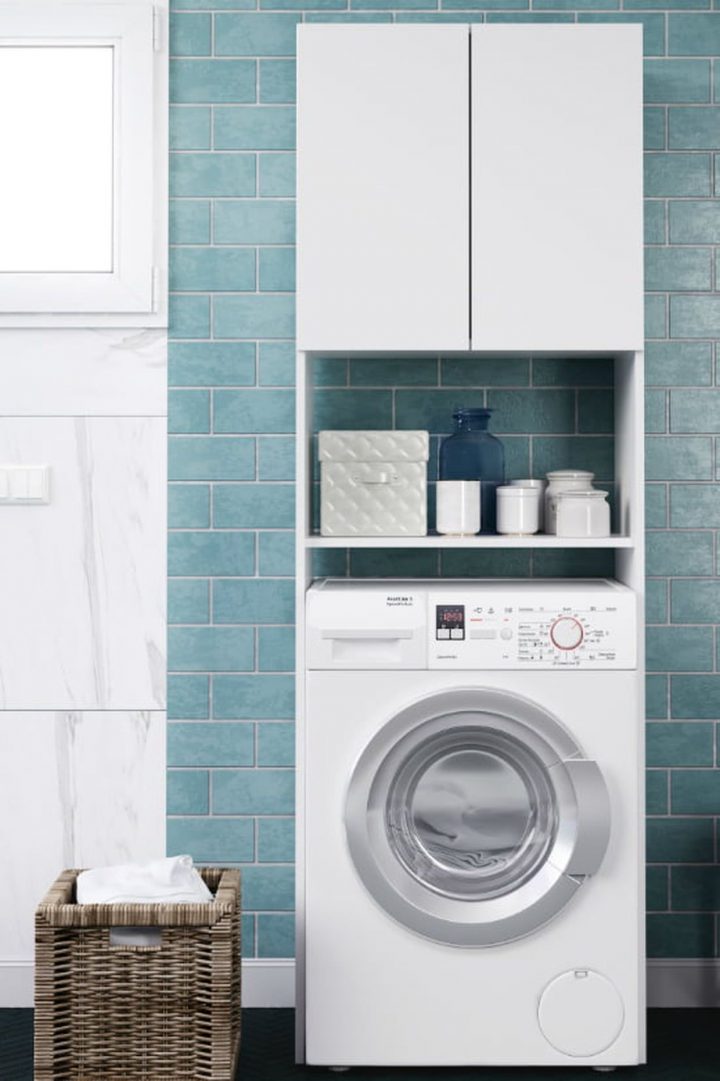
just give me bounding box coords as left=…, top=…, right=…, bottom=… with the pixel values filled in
left=76, top=855, right=214, bottom=905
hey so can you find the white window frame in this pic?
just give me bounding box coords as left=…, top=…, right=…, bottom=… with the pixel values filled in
left=0, top=2, right=167, bottom=327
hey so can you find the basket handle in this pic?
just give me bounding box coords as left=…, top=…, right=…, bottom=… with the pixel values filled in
left=108, top=927, right=163, bottom=949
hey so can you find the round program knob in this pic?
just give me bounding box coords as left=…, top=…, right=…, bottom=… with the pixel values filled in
left=550, top=616, right=584, bottom=651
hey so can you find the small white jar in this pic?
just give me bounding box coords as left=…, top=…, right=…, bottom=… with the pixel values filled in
left=496, top=485, right=539, bottom=536
left=545, top=470, right=595, bottom=535
left=556, top=489, right=610, bottom=538
left=436, top=480, right=481, bottom=536
left=509, top=478, right=546, bottom=531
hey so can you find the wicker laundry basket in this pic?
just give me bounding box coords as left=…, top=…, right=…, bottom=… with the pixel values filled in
left=34, top=866, right=241, bottom=1081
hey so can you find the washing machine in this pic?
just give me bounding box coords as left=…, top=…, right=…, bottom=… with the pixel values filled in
left=300, top=578, right=644, bottom=1069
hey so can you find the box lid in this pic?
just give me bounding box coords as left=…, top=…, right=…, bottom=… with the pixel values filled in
left=318, top=430, right=429, bottom=463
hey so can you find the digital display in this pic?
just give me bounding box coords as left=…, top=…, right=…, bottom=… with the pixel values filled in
left=436, top=605, right=465, bottom=639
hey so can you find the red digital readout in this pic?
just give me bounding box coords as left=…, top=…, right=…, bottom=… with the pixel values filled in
left=438, top=607, right=463, bottom=623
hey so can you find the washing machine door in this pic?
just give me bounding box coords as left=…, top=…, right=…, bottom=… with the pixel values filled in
left=345, top=687, right=610, bottom=947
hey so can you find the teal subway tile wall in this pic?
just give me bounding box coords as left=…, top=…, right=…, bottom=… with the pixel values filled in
left=169, top=6, right=720, bottom=961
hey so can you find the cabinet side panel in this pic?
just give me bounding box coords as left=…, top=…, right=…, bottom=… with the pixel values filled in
left=297, top=25, right=469, bottom=353
left=471, top=26, right=643, bottom=353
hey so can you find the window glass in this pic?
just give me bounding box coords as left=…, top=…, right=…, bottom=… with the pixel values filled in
left=0, top=46, right=113, bottom=273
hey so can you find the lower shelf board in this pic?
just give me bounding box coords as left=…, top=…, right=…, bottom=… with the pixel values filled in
left=305, top=534, right=634, bottom=549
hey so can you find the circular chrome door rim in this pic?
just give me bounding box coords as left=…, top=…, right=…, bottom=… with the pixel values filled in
left=345, top=687, right=600, bottom=948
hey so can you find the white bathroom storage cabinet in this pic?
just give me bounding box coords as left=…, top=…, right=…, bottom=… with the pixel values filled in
left=296, top=24, right=643, bottom=354
left=295, top=21, right=645, bottom=1065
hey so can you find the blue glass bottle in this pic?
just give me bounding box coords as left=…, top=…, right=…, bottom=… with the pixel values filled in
left=439, top=407, right=505, bottom=534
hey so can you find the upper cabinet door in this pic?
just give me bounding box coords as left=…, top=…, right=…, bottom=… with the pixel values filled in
left=471, top=26, right=643, bottom=353
left=297, top=26, right=469, bottom=352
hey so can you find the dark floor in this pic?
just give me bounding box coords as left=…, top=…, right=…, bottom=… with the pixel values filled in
left=2, top=1009, right=717, bottom=1080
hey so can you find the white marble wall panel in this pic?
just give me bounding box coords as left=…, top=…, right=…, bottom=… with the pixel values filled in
left=0, top=710, right=166, bottom=963
left=0, top=328, right=166, bottom=416
left=0, top=417, right=166, bottom=709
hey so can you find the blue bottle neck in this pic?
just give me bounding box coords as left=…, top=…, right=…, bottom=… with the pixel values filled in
left=453, top=410, right=492, bottom=433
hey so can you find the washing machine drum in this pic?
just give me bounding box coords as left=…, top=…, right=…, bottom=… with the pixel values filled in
left=345, top=688, right=611, bottom=947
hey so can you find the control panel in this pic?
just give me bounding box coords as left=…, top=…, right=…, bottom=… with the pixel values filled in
left=305, top=579, right=637, bottom=671
left=428, top=587, right=636, bottom=670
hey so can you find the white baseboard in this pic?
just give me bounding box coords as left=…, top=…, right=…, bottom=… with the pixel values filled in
left=2, top=958, right=719, bottom=1010
left=241, top=959, right=295, bottom=1007
left=646, top=960, right=720, bottom=1007
left=0, top=961, right=33, bottom=1008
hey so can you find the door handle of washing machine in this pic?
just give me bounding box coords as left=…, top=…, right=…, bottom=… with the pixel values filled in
left=320, top=629, right=414, bottom=640
left=561, top=758, right=612, bottom=878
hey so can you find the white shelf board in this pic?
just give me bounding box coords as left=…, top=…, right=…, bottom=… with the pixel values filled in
left=305, top=534, right=633, bottom=549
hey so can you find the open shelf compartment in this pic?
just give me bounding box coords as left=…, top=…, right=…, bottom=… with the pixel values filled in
left=296, top=350, right=644, bottom=568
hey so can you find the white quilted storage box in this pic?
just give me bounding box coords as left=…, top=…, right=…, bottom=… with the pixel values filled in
left=318, top=430, right=429, bottom=537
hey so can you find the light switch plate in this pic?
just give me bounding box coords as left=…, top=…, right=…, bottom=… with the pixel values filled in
left=0, top=465, right=50, bottom=504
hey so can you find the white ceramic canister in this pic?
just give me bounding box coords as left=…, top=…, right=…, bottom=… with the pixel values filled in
left=436, top=480, right=481, bottom=536
left=556, top=489, right=611, bottom=538
left=509, top=478, right=546, bottom=531
left=544, top=470, right=595, bottom=535
left=496, top=485, right=539, bottom=536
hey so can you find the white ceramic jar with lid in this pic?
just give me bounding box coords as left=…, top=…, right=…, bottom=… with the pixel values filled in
left=544, top=470, right=595, bottom=534
left=556, top=489, right=610, bottom=538
left=496, top=485, right=539, bottom=535
left=509, top=478, right=546, bottom=531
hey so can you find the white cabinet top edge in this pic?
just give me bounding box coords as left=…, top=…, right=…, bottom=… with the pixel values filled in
left=297, top=24, right=468, bottom=37
left=471, top=24, right=643, bottom=37
left=298, top=24, right=642, bottom=37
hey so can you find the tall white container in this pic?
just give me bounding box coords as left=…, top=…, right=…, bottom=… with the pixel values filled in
left=436, top=480, right=481, bottom=536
